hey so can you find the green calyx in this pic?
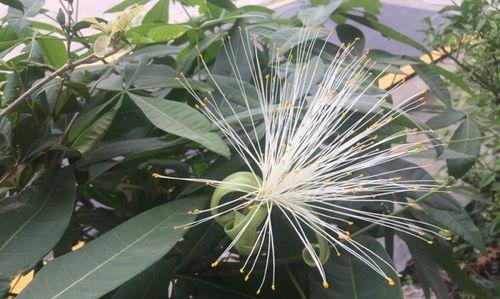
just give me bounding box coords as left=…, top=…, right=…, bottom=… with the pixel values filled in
left=211, top=171, right=330, bottom=265
left=211, top=172, right=266, bottom=255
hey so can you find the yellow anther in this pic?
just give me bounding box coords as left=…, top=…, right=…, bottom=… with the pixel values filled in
left=397, top=273, right=403, bottom=278
left=211, top=261, right=218, bottom=268
left=337, top=252, right=341, bottom=256
left=244, top=275, right=250, bottom=282
left=388, top=278, right=395, bottom=286
left=183, top=226, right=189, bottom=231
left=256, top=289, right=261, bottom=295
left=427, top=240, right=434, bottom=245
left=417, top=231, right=426, bottom=236
left=271, top=284, right=276, bottom=291
left=187, top=211, right=193, bottom=215
left=173, top=225, right=179, bottom=230
left=347, top=221, right=354, bottom=226
left=322, top=281, right=330, bottom=288
left=446, top=236, right=452, bottom=240
left=152, top=173, right=160, bottom=178
left=345, top=231, right=351, bottom=236
left=175, top=77, right=180, bottom=81
left=408, top=202, right=417, bottom=207
left=193, top=208, right=199, bottom=213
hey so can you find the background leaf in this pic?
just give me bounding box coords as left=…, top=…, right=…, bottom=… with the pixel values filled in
left=446, top=117, right=482, bottom=178
left=37, top=37, right=68, bottom=68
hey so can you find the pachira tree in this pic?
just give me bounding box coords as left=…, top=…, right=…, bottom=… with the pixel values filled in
left=0, top=0, right=493, bottom=298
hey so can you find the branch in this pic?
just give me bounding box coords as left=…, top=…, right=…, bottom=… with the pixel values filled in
left=0, top=49, right=119, bottom=118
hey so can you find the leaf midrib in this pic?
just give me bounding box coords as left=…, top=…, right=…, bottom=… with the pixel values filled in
left=130, top=94, right=215, bottom=147
left=49, top=204, right=184, bottom=299
left=0, top=172, right=62, bottom=253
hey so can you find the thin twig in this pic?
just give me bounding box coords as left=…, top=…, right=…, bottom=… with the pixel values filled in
left=0, top=49, right=120, bottom=118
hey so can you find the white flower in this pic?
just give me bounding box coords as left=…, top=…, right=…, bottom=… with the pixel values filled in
left=153, top=27, right=451, bottom=293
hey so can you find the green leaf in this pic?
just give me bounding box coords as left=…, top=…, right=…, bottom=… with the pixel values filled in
left=142, top=0, right=169, bottom=24
left=342, top=12, right=429, bottom=55
left=6, top=0, right=44, bottom=35
left=126, top=24, right=187, bottom=45
left=207, top=0, right=236, bottom=11
left=413, top=63, right=452, bottom=109
left=129, top=93, right=230, bottom=158
left=336, top=23, right=365, bottom=55
left=0, top=0, right=24, bottom=12
left=268, top=27, right=330, bottom=53
left=71, top=98, right=123, bottom=157
left=401, top=235, right=449, bottom=299
left=210, top=75, right=260, bottom=108
left=111, top=222, right=223, bottom=299
left=432, top=64, right=474, bottom=95
left=105, top=0, right=148, bottom=13
left=17, top=196, right=206, bottom=299
left=430, top=241, right=493, bottom=299
left=0, top=168, right=76, bottom=282
left=446, top=117, right=481, bottom=178
left=309, top=236, right=403, bottom=299
left=426, top=110, right=465, bottom=129
left=37, top=37, right=68, bottom=68
left=367, top=159, right=486, bottom=253
left=298, top=1, right=342, bottom=27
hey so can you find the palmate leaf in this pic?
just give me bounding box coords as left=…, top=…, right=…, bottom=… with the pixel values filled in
left=37, top=37, right=68, bottom=68
left=17, top=196, right=206, bottom=299
left=369, top=159, right=486, bottom=253
left=0, top=168, right=76, bottom=283
left=309, top=236, right=403, bottom=299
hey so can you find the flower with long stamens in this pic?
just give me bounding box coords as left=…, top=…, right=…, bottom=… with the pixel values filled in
left=153, top=26, right=451, bottom=293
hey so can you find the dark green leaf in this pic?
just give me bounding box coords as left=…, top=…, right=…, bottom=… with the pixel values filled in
left=309, top=236, right=403, bottom=299
left=17, top=196, right=206, bottom=299
left=129, top=93, right=230, bottom=158
left=0, top=168, right=76, bottom=282
left=446, top=117, right=481, bottom=178
left=413, top=63, right=452, bottom=109
left=71, top=98, right=122, bottom=157
left=432, top=64, right=474, bottom=95
left=401, top=235, right=449, bottom=299
left=0, top=0, right=24, bottom=12
left=342, top=13, right=429, bottom=55
left=426, top=110, right=465, bottom=129
left=336, top=23, right=364, bottom=55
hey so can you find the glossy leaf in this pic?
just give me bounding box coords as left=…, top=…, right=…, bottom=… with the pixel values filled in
left=343, top=12, right=429, bottom=55
left=71, top=98, right=123, bottom=158
left=309, top=236, right=403, bottom=299
left=17, top=196, right=206, bottom=299
left=129, top=93, right=230, bottom=158
left=413, top=63, right=452, bottom=109
left=0, top=168, right=76, bottom=283
left=446, top=117, right=481, bottom=178
left=298, top=1, right=342, bottom=27
left=426, top=110, right=465, bottom=129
